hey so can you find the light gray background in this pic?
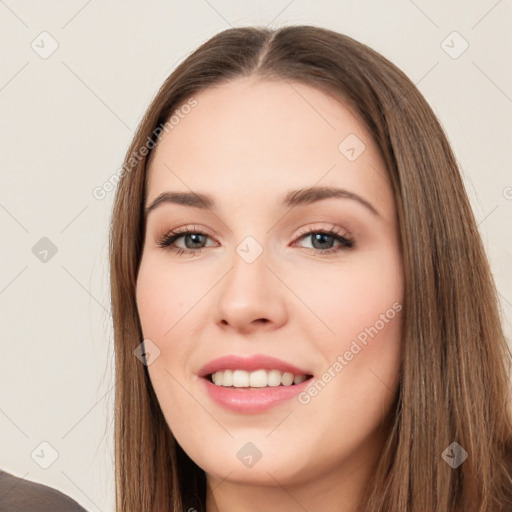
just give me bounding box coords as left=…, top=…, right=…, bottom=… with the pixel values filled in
left=1, top=1, right=511, bottom=510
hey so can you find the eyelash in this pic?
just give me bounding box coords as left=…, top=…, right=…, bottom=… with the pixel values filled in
left=156, top=224, right=355, bottom=258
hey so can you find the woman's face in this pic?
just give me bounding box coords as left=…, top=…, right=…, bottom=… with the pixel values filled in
left=136, top=76, right=403, bottom=495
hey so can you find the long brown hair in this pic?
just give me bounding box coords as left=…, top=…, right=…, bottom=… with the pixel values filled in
left=109, top=25, right=512, bottom=511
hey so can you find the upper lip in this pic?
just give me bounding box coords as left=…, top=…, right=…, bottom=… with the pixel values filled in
left=198, top=354, right=313, bottom=378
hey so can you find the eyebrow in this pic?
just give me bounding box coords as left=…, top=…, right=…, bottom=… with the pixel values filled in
left=144, top=186, right=380, bottom=218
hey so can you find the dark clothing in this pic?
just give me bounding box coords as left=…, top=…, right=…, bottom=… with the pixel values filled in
left=0, top=470, right=87, bottom=511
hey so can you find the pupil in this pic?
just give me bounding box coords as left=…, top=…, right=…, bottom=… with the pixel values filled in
left=186, top=233, right=204, bottom=248
left=313, top=233, right=332, bottom=249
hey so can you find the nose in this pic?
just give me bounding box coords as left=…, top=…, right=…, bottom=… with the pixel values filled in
left=214, top=242, right=288, bottom=334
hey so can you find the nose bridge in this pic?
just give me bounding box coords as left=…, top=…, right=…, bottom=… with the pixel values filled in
left=214, top=229, right=287, bottom=330
left=227, top=232, right=270, bottom=294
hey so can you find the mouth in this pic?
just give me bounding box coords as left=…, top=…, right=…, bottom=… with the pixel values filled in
left=205, top=369, right=314, bottom=388
left=197, top=354, right=315, bottom=412
left=200, top=370, right=314, bottom=413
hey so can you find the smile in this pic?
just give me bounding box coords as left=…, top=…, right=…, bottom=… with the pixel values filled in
left=201, top=372, right=314, bottom=413
left=209, top=369, right=309, bottom=387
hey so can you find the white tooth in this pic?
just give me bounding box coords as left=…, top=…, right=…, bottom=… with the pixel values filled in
left=267, top=369, right=283, bottom=386
left=213, top=370, right=223, bottom=386
left=281, top=372, right=294, bottom=386
left=249, top=369, right=268, bottom=387
left=232, top=369, right=249, bottom=387
left=212, top=369, right=306, bottom=387
left=222, top=369, right=233, bottom=387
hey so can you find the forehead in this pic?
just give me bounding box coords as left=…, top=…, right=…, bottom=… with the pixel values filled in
left=145, top=77, right=393, bottom=218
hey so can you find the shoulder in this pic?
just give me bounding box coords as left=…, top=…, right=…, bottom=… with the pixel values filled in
left=0, top=470, right=87, bottom=512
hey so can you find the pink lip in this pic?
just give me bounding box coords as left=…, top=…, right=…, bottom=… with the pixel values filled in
left=200, top=377, right=312, bottom=413
left=198, top=354, right=312, bottom=377
left=197, top=354, right=314, bottom=414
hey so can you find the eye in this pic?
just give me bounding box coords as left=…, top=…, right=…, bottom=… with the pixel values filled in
left=156, top=225, right=216, bottom=257
left=156, top=224, right=355, bottom=257
left=292, top=225, right=355, bottom=256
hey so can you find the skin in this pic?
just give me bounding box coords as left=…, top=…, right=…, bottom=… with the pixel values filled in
left=136, top=76, right=404, bottom=512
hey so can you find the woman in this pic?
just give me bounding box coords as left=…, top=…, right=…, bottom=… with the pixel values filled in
left=109, top=25, right=512, bottom=511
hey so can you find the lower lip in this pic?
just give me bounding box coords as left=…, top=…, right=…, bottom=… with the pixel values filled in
left=200, top=376, right=313, bottom=413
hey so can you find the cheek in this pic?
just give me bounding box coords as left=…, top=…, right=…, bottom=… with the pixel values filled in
left=136, top=260, right=198, bottom=429
left=293, top=297, right=402, bottom=464
left=292, top=248, right=403, bottom=408
left=289, top=250, right=403, bottom=344
left=136, top=255, right=200, bottom=338
left=136, top=255, right=209, bottom=392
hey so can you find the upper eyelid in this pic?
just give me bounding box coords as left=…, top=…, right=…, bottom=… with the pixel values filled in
left=164, top=224, right=349, bottom=237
